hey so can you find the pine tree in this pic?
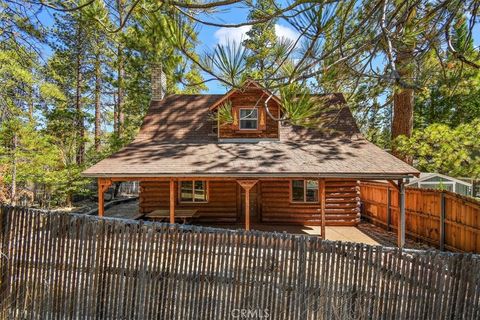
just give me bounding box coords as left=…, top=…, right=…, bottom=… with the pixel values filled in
left=243, top=0, right=279, bottom=82
left=47, top=11, right=95, bottom=166
left=0, top=41, right=36, bottom=204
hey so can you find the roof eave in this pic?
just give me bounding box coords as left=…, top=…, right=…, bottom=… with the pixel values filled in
left=82, top=172, right=417, bottom=180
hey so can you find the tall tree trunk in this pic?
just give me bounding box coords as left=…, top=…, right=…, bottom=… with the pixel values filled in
left=29, top=85, right=34, bottom=121
left=391, top=7, right=416, bottom=165
left=113, top=95, right=118, bottom=134
left=75, top=24, right=85, bottom=165
left=66, top=193, right=72, bottom=207
left=116, top=0, right=125, bottom=139
left=10, top=133, right=17, bottom=206
left=391, top=51, right=414, bottom=164
left=94, top=50, right=102, bottom=151
left=117, top=47, right=124, bottom=138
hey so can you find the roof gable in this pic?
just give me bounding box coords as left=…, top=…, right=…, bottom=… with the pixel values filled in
left=408, top=173, right=472, bottom=186
left=208, top=79, right=282, bottom=111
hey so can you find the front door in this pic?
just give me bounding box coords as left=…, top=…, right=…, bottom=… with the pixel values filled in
left=240, top=184, right=258, bottom=223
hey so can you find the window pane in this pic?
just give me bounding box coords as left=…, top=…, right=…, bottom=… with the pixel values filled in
left=240, top=119, right=258, bottom=129
left=292, top=180, right=305, bottom=202
left=239, top=109, right=258, bottom=129
left=306, top=180, right=318, bottom=202
left=240, top=109, right=257, bottom=119
left=194, top=181, right=207, bottom=201
left=180, top=181, right=193, bottom=202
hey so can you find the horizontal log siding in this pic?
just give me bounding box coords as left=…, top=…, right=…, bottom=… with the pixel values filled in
left=260, top=179, right=360, bottom=226
left=219, top=87, right=280, bottom=139
left=140, top=179, right=359, bottom=226
left=139, top=180, right=238, bottom=222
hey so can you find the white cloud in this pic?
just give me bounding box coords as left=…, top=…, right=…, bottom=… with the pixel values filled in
left=274, top=24, right=299, bottom=43
left=214, top=25, right=251, bottom=46
left=214, top=24, right=299, bottom=46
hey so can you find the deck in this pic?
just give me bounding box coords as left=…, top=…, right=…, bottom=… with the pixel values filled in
left=194, top=223, right=380, bottom=246
left=103, top=200, right=432, bottom=248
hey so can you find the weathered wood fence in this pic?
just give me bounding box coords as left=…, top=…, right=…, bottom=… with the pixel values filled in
left=1, top=206, right=479, bottom=319
left=360, top=182, right=480, bottom=253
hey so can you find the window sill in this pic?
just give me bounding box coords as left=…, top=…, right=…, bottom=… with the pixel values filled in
left=178, top=201, right=209, bottom=204
left=290, top=201, right=320, bottom=205
left=235, top=130, right=263, bottom=133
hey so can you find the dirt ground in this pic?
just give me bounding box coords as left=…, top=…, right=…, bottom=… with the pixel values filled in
left=356, top=222, right=436, bottom=250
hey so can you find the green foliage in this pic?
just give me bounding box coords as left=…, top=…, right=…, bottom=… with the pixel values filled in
left=203, top=40, right=248, bottom=87
left=415, top=16, right=480, bottom=128
left=0, top=1, right=205, bottom=208
left=216, top=101, right=234, bottom=125
left=0, top=119, right=90, bottom=207
left=243, top=0, right=279, bottom=81
left=111, top=3, right=206, bottom=141
left=279, top=83, right=323, bottom=127
left=395, top=120, right=480, bottom=178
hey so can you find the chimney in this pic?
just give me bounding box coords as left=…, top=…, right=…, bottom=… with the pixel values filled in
left=151, top=64, right=166, bottom=100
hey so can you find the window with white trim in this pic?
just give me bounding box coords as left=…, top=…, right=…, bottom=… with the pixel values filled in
left=291, top=180, right=319, bottom=202
left=239, top=108, right=258, bottom=130
left=179, top=180, right=208, bottom=202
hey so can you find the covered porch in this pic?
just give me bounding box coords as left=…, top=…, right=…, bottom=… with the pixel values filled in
left=97, top=176, right=408, bottom=247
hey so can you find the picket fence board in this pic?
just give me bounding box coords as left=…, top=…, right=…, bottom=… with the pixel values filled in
left=0, top=206, right=479, bottom=319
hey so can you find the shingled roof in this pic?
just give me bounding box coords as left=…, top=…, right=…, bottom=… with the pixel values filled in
left=83, top=93, right=419, bottom=179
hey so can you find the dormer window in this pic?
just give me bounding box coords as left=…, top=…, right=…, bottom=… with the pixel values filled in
left=239, top=108, right=258, bottom=130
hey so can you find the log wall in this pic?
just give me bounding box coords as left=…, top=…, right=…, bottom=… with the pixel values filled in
left=140, top=179, right=360, bottom=226
left=139, top=180, right=239, bottom=222
left=260, top=179, right=360, bottom=226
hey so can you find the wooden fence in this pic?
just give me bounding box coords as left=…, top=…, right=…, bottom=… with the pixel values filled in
left=1, top=206, right=479, bottom=319
left=360, top=182, right=480, bottom=253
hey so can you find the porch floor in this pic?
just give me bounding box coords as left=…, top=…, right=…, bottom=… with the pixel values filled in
left=104, top=201, right=379, bottom=245
left=197, top=223, right=379, bottom=246
left=103, top=200, right=435, bottom=250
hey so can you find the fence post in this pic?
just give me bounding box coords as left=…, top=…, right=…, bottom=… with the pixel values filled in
left=440, top=192, right=446, bottom=251
left=397, top=180, right=406, bottom=248
left=386, top=187, right=391, bottom=231
left=0, top=206, right=11, bottom=318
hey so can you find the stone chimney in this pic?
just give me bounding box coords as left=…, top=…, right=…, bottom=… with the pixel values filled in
left=151, top=64, right=166, bottom=100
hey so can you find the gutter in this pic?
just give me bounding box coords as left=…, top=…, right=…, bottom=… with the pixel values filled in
left=82, top=172, right=417, bottom=180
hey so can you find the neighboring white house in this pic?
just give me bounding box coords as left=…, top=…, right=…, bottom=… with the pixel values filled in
left=407, top=172, right=473, bottom=196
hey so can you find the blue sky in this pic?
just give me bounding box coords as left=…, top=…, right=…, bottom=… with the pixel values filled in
left=37, top=3, right=299, bottom=94
left=37, top=4, right=480, bottom=95
left=194, top=4, right=299, bottom=93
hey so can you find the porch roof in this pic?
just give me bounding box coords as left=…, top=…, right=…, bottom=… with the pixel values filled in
left=82, top=138, right=418, bottom=180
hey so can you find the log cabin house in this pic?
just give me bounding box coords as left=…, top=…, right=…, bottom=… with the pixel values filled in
left=83, top=69, right=419, bottom=245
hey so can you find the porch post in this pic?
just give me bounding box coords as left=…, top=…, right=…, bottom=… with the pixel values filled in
left=320, top=179, right=326, bottom=239
left=245, top=190, right=251, bottom=230
left=388, top=179, right=406, bottom=248
left=398, top=179, right=406, bottom=248
left=237, top=180, right=258, bottom=231
left=169, top=178, right=175, bottom=224
left=97, top=178, right=112, bottom=217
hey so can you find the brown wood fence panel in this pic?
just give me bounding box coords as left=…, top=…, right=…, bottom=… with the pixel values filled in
left=1, top=206, right=479, bottom=319
left=360, top=182, right=480, bottom=253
